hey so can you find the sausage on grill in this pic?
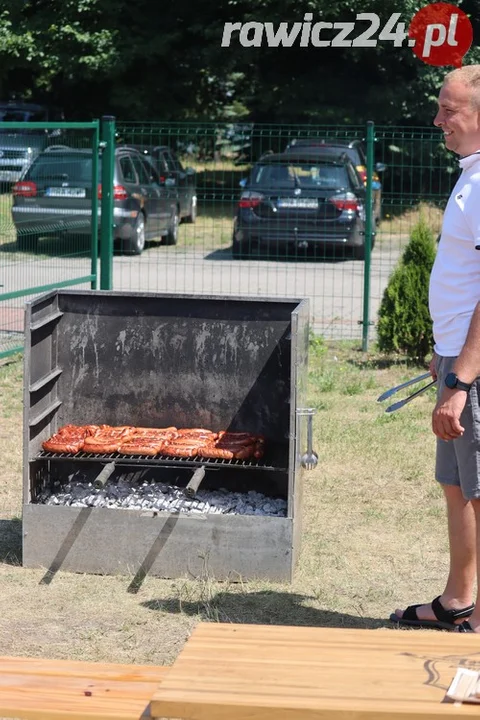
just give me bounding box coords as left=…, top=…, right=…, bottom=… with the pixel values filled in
left=198, top=446, right=234, bottom=460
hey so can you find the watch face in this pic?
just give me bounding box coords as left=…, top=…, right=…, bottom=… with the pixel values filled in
left=445, top=372, right=457, bottom=389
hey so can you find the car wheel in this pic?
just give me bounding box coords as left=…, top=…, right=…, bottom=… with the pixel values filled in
left=352, top=224, right=376, bottom=261
left=164, top=207, right=179, bottom=245
left=352, top=244, right=365, bottom=261
left=125, top=213, right=146, bottom=255
left=17, top=232, right=39, bottom=252
left=184, top=194, right=197, bottom=224
left=232, top=237, right=247, bottom=259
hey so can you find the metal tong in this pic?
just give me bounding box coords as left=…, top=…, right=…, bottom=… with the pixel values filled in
left=377, top=371, right=437, bottom=413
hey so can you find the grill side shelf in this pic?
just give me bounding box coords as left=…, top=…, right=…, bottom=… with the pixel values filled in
left=36, top=450, right=285, bottom=472
left=29, top=367, right=63, bottom=394
left=30, top=309, right=63, bottom=332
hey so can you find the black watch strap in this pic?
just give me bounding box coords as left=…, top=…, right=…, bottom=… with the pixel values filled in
left=456, top=378, right=473, bottom=392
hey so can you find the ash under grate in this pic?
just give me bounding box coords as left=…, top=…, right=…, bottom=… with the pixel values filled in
left=37, top=473, right=287, bottom=517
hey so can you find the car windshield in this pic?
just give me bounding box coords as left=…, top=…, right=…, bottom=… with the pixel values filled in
left=0, top=107, right=51, bottom=136
left=0, top=109, right=48, bottom=122
left=251, top=163, right=349, bottom=190
left=25, top=154, right=94, bottom=182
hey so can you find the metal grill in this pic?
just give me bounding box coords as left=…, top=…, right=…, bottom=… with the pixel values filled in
left=37, top=449, right=285, bottom=472
left=23, top=291, right=310, bottom=581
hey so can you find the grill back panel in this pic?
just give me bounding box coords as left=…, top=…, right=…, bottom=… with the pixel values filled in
left=57, top=293, right=292, bottom=436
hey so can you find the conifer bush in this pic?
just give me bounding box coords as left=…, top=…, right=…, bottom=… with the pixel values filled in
left=377, top=218, right=437, bottom=361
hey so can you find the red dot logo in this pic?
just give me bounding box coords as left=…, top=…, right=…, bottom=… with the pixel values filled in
left=408, top=3, right=473, bottom=67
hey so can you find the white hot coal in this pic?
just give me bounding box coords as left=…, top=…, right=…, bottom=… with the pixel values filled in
left=37, top=477, right=288, bottom=517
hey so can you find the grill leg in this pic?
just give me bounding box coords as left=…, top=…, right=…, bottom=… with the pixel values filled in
left=184, top=466, right=206, bottom=498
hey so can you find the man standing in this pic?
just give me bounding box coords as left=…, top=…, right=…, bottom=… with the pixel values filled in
left=391, top=65, right=480, bottom=633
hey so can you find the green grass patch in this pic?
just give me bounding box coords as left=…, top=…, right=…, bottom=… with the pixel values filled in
left=0, top=342, right=447, bottom=665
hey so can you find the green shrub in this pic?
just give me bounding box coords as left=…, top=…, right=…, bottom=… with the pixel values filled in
left=377, top=218, right=436, bottom=361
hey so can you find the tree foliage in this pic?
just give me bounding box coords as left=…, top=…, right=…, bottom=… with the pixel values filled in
left=377, top=218, right=436, bottom=361
left=0, top=0, right=479, bottom=122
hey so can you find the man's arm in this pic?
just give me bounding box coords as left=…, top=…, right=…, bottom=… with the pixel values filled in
left=432, top=300, right=480, bottom=441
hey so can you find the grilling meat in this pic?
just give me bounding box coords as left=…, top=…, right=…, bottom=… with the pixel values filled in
left=118, top=427, right=178, bottom=455
left=42, top=436, right=85, bottom=454
left=217, top=431, right=264, bottom=445
left=83, top=426, right=135, bottom=454
left=42, top=425, right=266, bottom=459
left=132, top=427, right=178, bottom=440
left=42, top=423, right=102, bottom=454
left=198, top=446, right=235, bottom=460
left=162, top=444, right=203, bottom=457
left=118, top=438, right=166, bottom=456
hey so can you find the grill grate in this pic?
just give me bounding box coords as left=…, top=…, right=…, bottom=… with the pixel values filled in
left=37, top=450, right=285, bottom=472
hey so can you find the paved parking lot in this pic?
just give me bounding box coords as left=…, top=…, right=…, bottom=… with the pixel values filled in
left=1, top=243, right=401, bottom=350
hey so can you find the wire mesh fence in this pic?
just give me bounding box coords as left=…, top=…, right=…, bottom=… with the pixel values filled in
left=0, top=119, right=456, bottom=358
left=114, top=121, right=453, bottom=342
left=0, top=121, right=99, bottom=358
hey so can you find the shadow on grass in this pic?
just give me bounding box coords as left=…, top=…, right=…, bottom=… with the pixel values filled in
left=347, top=355, right=428, bottom=371
left=142, top=590, right=386, bottom=630
left=0, top=235, right=93, bottom=259
left=205, top=246, right=353, bottom=264
left=0, top=518, right=22, bottom=565
left=0, top=235, right=168, bottom=259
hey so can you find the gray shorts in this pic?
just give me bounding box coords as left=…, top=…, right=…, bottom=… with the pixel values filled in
left=435, top=355, right=480, bottom=499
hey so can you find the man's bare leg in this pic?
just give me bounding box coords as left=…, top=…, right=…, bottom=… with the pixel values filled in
left=458, top=497, right=480, bottom=630
left=394, top=484, right=475, bottom=621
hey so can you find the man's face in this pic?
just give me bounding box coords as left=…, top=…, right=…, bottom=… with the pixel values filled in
left=434, top=80, right=480, bottom=156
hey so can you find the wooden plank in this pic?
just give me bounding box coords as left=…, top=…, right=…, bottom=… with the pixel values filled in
left=0, top=656, right=169, bottom=683
left=151, top=624, right=480, bottom=720
left=0, top=658, right=170, bottom=720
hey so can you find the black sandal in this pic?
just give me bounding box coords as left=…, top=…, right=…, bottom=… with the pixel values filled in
left=456, top=620, right=475, bottom=633
left=390, top=596, right=474, bottom=630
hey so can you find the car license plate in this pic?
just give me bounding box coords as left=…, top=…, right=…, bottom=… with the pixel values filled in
left=45, top=187, right=86, bottom=198
left=277, top=198, right=318, bottom=209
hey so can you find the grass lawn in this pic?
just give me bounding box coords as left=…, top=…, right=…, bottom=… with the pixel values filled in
left=0, top=342, right=447, bottom=664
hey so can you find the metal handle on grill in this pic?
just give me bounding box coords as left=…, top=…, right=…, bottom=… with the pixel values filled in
left=93, top=462, right=116, bottom=489
left=184, top=466, right=206, bottom=498
left=297, top=408, right=318, bottom=471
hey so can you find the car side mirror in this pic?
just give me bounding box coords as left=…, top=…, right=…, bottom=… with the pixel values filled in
left=185, top=166, right=196, bottom=176
left=239, top=178, right=247, bottom=188
left=375, top=162, right=387, bottom=173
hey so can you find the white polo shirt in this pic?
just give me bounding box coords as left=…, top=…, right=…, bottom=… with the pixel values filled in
left=429, top=151, right=480, bottom=356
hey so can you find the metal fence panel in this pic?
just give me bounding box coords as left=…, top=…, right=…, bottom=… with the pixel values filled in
left=2, top=119, right=454, bottom=356
left=0, top=121, right=100, bottom=359
left=114, top=120, right=453, bottom=345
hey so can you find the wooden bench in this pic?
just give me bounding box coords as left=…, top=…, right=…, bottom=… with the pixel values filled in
left=0, top=656, right=170, bottom=720
left=151, top=623, right=480, bottom=720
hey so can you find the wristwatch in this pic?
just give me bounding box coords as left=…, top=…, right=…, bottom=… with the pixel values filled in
left=444, top=372, right=472, bottom=392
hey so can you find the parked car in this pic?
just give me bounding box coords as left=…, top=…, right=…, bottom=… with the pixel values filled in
left=11, top=145, right=179, bottom=254
left=131, top=145, right=197, bottom=223
left=285, top=139, right=386, bottom=222
left=233, top=150, right=371, bottom=260
left=0, top=101, right=63, bottom=183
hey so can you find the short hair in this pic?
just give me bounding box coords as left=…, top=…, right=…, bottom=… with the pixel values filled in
left=444, top=65, right=480, bottom=109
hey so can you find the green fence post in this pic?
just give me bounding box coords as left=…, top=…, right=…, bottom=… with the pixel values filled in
left=99, top=115, right=115, bottom=290
left=90, top=120, right=100, bottom=289
left=361, top=120, right=374, bottom=352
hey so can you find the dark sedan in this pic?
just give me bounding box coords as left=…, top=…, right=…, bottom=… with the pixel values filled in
left=285, top=139, right=387, bottom=222
left=233, top=151, right=372, bottom=260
